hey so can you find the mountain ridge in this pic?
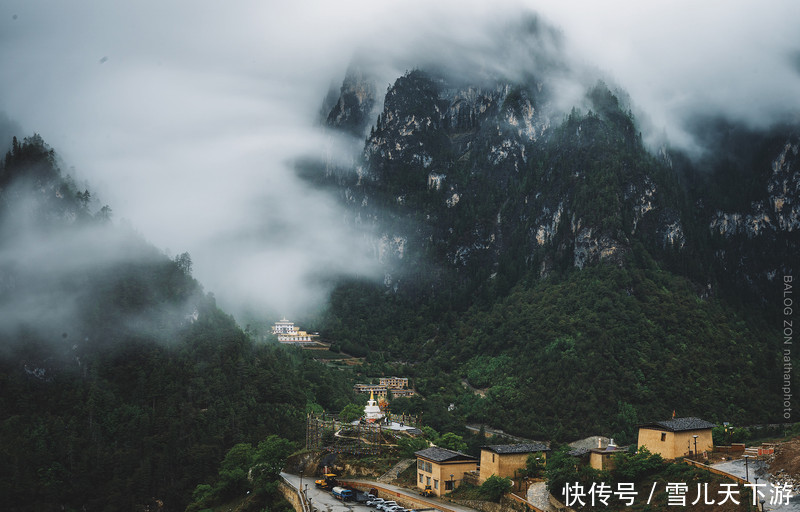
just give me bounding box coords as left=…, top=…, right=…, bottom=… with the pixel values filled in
left=312, top=63, right=797, bottom=439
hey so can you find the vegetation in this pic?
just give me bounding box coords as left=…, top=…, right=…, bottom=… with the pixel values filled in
left=324, top=261, right=777, bottom=441
left=0, top=136, right=356, bottom=511
left=1, top=61, right=795, bottom=511
left=524, top=452, right=546, bottom=479
left=317, top=74, right=789, bottom=441
left=546, top=447, right=751, bottom=511
left=186, top=436, right=296, bottom=512
left=479, top=475, right=513, bottom=502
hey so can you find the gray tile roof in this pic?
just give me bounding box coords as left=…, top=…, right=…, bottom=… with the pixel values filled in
left=415, top=446, right=477, bottom=463
left=568, top=447, right=591, bottom=457
left=639, top=417, right=716, bottom=432
left=482, top=443, right=550, bottom=454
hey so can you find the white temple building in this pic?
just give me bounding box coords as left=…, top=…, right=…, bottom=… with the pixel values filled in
left=271, top=317, right=319, bottom=345
left=364, top=391, right=385, bottom=423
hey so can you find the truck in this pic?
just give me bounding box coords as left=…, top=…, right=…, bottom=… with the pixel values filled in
left=332, top=486, right=354, bottom=501
left=315, top=473, right=337, bottom=489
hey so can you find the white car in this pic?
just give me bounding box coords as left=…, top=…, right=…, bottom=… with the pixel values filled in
left=367, top=498, right=386, bottom=507
left=385, top=506, right=406, bottom=512
left=377, top=501, right=398, bottom=511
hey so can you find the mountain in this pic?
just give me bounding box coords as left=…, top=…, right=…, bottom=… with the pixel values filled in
left=311, top=58, right=798, bottom=439
left=0, top=135, right=354, bottom=511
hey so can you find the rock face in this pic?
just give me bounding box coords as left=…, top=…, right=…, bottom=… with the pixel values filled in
left=702, top=135, right=800, bottom=292
left=710, top=141, right=800, bottom=237
left=325, top=67, right=377, bottom=137
left=316, top=65, right=799, bottom=295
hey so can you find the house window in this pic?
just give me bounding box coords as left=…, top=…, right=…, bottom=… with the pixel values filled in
left=426, top=476, right=431, bottom=486
left=661, top=433, right=667, bottom=442
left=445, top=480, right=454, bottom=491
left=492, top=454, right=495, bottom=463
left=434, top=479, right=439, bottom=490
left=420, top=473, right=424, bottom=483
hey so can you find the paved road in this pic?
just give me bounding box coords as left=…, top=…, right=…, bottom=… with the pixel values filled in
left=526, top=481, right=555, bottom=512
left=282, top=472, right=357, bottom=512
left=281, top=473, right=480, bottom=512
left=712, top=458, right=800, bottom=511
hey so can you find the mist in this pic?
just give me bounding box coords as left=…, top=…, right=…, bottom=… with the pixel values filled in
left=1, top=1, right=798, bottom=325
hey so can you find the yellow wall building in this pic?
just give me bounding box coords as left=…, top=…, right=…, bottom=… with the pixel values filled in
left=479, top=443, right=549, bottom=484
left=415, top=447, right=478, bottom=497
left=354, top=378, right=415, bottom=398
left=637, top=417, right=715, bottom=459
left=379, top=377, right=409, bottom=389
left=589, top=448, right=619, bottom=471
left=353, top=384, right=389, bottom=397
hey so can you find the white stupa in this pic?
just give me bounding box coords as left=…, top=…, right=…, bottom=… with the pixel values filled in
left=364, top=390, right=384, bottom=423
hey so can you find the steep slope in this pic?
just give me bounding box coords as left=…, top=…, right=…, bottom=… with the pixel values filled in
left=324, top=71, right=696, bottom=294
left=312, top=64, right=796, bottom=438
left=0, top=135, right=354, bottom=511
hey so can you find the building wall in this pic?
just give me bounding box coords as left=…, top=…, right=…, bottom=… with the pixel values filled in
left=638, top=428, right=676, bottom=458
left=589, top=452, right=616, bottom=471
left=416, top=459, right=478, bottom=497
left=673, top=430, right=713, bottom=457
left=391, top=389, right=416, bottom=397
left=479, top=451, right=533, bottom=483
left=637, top=428, right=713, bottom=459
left=379, top=377, right=409, bottom=389
left=353, top=385, right=388, bottom=397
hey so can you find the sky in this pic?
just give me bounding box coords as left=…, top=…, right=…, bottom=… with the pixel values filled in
left=0, top=0, right=798, bottom=323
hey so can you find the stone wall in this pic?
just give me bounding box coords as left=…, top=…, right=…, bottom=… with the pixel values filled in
left=278, top=480, right=304, bottom=512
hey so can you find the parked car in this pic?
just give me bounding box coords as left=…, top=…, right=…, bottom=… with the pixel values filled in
left=367, top=498, right=386, bottom=507
left=356, top=492, right=375, bottom=503
left=385, top=506, right=405, bottom=512
left=377, top=501, right=398, bottom=511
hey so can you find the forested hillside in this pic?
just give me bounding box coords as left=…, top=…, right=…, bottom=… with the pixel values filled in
left=314, top=63, right=797, bottom=440
left=0, top=136, right=354, bottom=511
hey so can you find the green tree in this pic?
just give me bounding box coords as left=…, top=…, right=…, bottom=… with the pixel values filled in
left=339, top=403, right=364, bottom=423
left=421, top=426, right=440, bottom=443
left=397, top=436, right=429, bottom=458
left=174, top=252, right=193, bottom=275
left=436, top=432, right=468, bottom=453
left=479, top=475, right=512, bottom=502
left=544, top=447, right=579, bottom=496
left=524, top=452, right=546, bottom=478
left=217, top=443, right=254, bottom=498
left=611, top=447, right=663, bottom=482
left=252, top=436, right=296, bottom=490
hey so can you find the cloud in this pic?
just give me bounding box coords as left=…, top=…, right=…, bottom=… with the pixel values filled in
left=0, top=0, right=798, bottom=323
left=528, top=0, right=800, bottom=149
left=0, top=172, right=188, bottom=351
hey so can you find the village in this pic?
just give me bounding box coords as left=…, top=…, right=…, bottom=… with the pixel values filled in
left=272, top=319, right=798, bottom=511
